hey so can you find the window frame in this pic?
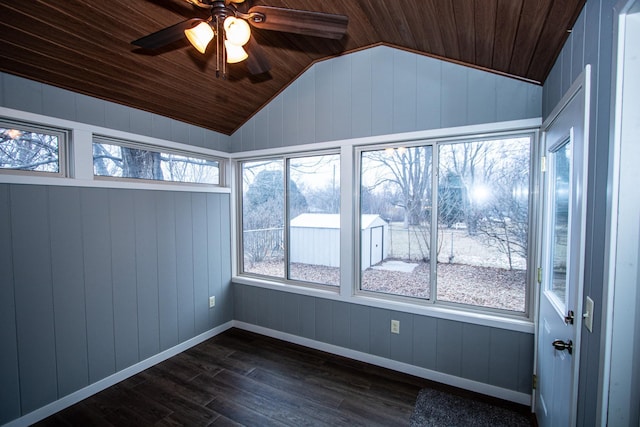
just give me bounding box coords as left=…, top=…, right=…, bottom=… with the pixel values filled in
left=0, top=118, right=70, bottom=178
left=236, top=149, right=342, bottom=291
left=354, top=131, right=539, bottom=319
left=92, top=135, right=225, bottom=187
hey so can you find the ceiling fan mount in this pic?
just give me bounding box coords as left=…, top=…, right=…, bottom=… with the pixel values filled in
left=132, top=0, right=348, bottom=79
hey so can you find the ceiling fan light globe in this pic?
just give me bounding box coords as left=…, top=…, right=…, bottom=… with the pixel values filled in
left=223, top=17, right=251, bottom=46
left=184, top=22, right=214, bottom=54
left=224, top=41, right=248, bottom=63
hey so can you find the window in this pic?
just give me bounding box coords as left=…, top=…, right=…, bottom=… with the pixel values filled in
left=93, top=137, right=222, bottom=185
left=0, top=119, right=68, bottom=176
left=240, top=153, right=340, bottom=287
left=358, top=135, right=532, bottom=313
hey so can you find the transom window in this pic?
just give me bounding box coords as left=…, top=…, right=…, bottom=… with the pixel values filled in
left=0, top=119, right=68, bottom=176
left=93, top=136, right=222, bottom=185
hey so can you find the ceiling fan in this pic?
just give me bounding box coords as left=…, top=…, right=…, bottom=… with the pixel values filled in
left=132, top=0, right=349, bottom=78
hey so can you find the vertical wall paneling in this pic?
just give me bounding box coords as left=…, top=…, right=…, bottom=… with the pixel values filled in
left=370, top=47, right=394, bottom=136
left=351, top=48, right=373, bottom=138
left=109, top=190, right=140, bottom=371
left=389, top=311, right=414, bottom=364
left=1, top=72, right=230, bottom=151
left=297, top=68, right=316, bottom=146
left=219, top=194, right=232, bottom=322
left=279, top=292, right=299, bottom=336
left=191, top=193, right=210, bottom=334
left=266, top=96, right=284, bottom=150
left=206, top=194, right=222, bottom=326
left=488, top=328, right=520, bottom=391
left=282, top=85, right=299, bottom=147
left=412, top=314, right=437, bottom=370
left=517, top=332, right=534, bottom=393
left=175, top=192, right=196, bottom=342
left=253, top=105, right=269, bottom=151
left=0, top=185, right=21, bottom=423
left=11, top=185, right=58, bottom=412
left=48, top=187, right=90, bottom=396
left=157, top=192, right=179, bottom=351
left=331, top=301, right=351, bottom=348
left=369, top=307, right=391, bottom=358
left=76, top=94, right=106, bottom=128
left=81, top=187, right=116, bottom=383
left=298, top=294, right=316, bottom=340
left=349, top=304, right=370, bottom=354
left=2, top=185, right=233, bottom=425
left=314, top=60, right=333, bottom=143
left=467, top=68, right=497, bottom=125
left=331, top=55, right=353, bottom=141
left=315, top=298, right=333, bottom=343
left=42, top=84, right=77, bottom=122
left=571, top=11, right=586, bottom=85
left=416, top=56, right=442, bottom=131
left=440, top=61, right=469, bottom=128
left=392, top=49, right=418, bottom=134
left=461, top=323, right=491, bottom=385
left=435, top=319, right=463, bottom=376
left=134, top=191, right=161, bottom=359
left=3, top=73, right=43, bottom=114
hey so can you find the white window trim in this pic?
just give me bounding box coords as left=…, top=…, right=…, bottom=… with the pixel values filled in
left=0, top=107, right=230, bottom=194
left=231, top=118, right=541, bottom=333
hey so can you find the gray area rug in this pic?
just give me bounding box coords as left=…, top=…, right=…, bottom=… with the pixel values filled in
left=410, top=388, right=531, bottom=427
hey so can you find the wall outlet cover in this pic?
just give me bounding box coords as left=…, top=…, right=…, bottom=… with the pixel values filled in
left=209, top=296, right=216, bottom=308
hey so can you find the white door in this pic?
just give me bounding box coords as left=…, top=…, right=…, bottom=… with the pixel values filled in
left=370, top=226, right=383, bottom=265
left=536, top=66, right=590, bottom=427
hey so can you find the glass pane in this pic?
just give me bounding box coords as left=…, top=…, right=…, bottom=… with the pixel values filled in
left=93, top=142, right=220, bottom=184
left=360, top=146, right=432, bottom=299
left=1, top=127, right=59, bottom=173
left=288, top=154, right=340, bottom=286
left=241, top=159, right=285, bottom=278
left=549, top=140, right=571, bottom=303
left=437, top=138, right=530, bottom=312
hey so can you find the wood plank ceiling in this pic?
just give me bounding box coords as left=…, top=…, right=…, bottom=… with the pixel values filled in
left=0, top=0, right=585, bottom=135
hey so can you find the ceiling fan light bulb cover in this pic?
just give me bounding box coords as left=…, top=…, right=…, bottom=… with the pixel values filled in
left=223, top=17, right=251, bottom=46
left=184, top=22, right=214, bottom=54
left=224, top=41, right=248, bottom=63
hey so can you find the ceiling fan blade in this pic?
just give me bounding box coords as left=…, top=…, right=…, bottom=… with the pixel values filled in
left=131, top=18, right=203, bottom=50
left=247, top=6, right=348, bottom=39
left=244, top=36, right=271, bottom=75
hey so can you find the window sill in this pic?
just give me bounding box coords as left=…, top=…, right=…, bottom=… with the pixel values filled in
left=232, top=275, right=534, bottom=334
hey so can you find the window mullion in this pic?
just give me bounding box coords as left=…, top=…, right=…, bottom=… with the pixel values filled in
left=430, top=142, right=439, bottom=304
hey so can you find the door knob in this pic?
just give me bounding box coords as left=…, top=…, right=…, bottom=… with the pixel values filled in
left=552, top=339, right=573, bottom=355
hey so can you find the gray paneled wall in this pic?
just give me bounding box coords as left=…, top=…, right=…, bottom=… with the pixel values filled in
left=0, top=72, right=230, bottom=152
left=233, top=284, right=534, bottom=395
left=542, top=0, right=616, bottom=424
left=229, top=45, right=542, bottom=152
left=0, top=184, right=232, bottom=424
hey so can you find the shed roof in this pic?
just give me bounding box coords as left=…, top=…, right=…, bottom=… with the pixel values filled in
left=291, top=213, right=385, bottom=229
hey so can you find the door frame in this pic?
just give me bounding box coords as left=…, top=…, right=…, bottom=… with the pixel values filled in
left=599, top=0, right=640, bottom=424
left=533, top=64, right=591, bottom=423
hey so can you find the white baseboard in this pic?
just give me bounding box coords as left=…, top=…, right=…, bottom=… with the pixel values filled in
left=4, top=321, right=234, bottom=427
left=233, top=321, right=532, bottom=406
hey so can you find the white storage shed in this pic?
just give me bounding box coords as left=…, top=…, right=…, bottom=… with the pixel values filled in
left=290, top=213, right=388, bottom=269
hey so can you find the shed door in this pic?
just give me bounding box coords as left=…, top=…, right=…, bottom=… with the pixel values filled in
left=370, top=226, right=384, bottom=265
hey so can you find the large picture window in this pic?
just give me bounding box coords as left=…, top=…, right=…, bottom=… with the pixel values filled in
left=0, top=119, right=68, bottom=176
left=358, top=135, right=532, bottom=313
left=240, top=153, right=340, bottom=287
left=93, top=137, right=222, bottom=185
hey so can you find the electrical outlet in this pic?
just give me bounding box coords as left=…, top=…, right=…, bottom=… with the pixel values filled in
left=209, top=296, right=216, bottom=308
left=391, top=319, right=400, bottom=334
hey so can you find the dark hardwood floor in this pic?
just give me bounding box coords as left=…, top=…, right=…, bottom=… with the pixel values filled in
left=35, top=328, right=531, bottom=426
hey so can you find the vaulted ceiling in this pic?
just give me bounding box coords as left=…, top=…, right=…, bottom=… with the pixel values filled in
left=1, top=0, right=585, bottom=135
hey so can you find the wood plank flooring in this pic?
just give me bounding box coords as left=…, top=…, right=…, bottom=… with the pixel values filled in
left=35, top=328, right=532, bottom=426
